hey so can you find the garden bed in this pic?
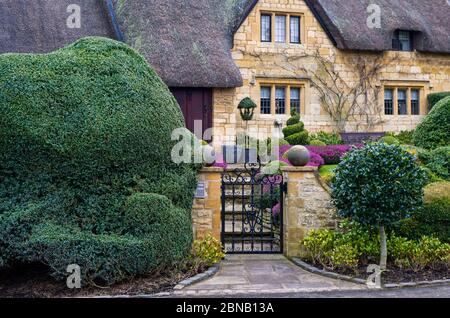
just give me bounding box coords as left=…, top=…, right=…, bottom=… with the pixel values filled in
left=0, top=262, right=209, bottom=298
left=300, top=259, right=449, bottom=285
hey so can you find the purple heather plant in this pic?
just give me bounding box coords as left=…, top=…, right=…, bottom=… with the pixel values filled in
left=305, top=145, right=363, bottom=165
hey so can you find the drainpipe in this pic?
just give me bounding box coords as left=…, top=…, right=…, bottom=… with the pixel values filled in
left=105, top=0, right=124, bottom=42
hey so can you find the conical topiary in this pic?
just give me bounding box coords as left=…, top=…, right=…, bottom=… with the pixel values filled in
left=283, top=110, right=309, bottom=145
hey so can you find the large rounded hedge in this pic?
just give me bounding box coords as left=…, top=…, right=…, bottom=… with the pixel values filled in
left=0, top=37, right=199, bottom=285
left=413, top=96, right=450, bottom=149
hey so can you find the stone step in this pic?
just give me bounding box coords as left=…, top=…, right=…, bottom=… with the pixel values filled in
left=223, top=242, right=282, bottom=253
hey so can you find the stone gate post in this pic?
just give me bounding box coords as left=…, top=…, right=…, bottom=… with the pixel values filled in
left=281, top=166, right=336, bottom=258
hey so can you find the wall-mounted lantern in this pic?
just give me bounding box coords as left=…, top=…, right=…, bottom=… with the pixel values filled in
left=238, top=97, right=257, bottom=121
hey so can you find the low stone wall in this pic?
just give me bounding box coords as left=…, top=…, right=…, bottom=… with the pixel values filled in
left=281, top=166, right=337, bottom=258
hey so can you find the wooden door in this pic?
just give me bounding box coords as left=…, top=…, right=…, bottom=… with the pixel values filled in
left=170, top=88, right=213, bottom=141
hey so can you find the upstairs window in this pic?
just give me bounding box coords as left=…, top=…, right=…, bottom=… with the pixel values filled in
left=260, top=12, right=303, bottom=44
left=411, top=89, right=420, bottom=115
left=275, top=87, right=286, bottom=114
left=398, top=89, right=408, bottom=115
left=393, top=30, right=413, bottom=51
left=384, top=89, right=394, bottom=115
left=290, top=16, right=301, bottom=44
left=275, top=15, right=286, bottom=43
left=260, top=87, right=271, bottom=114
left=261, top=14, right=272, bottom=42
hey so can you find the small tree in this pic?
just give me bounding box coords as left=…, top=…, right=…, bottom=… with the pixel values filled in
left=331, top=143, right=427, bottom=273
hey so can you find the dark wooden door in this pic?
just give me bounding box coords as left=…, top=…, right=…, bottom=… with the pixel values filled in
left=170, top=88, right=213, bottom=141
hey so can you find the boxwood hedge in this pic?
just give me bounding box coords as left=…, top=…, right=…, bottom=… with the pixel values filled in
left=0, top=37, right=199, bottom=285
left=413, top=96, right=450, bottom=149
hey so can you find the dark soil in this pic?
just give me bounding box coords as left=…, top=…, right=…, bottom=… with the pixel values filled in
left=0, top=262, right=208, bottom=298
left=306, top=261, right=449, bottom=284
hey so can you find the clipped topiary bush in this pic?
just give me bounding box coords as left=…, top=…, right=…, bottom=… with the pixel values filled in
left=413, top=96, right=450, bottom=149
left=283, top=110, right=309, bottom=145
left=332, top=143, right=428, bottom=270
left=425, top=146, right=450, bottom=180
left=0, top=37, right=199, bottom=285
left=427, top=92, right=450, bottom=111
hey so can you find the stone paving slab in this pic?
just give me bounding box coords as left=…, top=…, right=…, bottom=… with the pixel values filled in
left=174, top=254, right=364, bottom=296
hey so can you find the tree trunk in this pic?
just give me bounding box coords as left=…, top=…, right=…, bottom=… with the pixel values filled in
left=379, top=226, right=387, bottom=271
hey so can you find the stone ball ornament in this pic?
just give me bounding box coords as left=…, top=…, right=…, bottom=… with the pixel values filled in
left=287, top=146, right=311, bottom=166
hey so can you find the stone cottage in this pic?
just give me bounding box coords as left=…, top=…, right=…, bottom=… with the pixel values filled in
left=1, top=0, right=450, bottom=146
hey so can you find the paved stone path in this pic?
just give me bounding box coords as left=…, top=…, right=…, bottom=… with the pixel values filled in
left=171, top=254, right=364, bottom=297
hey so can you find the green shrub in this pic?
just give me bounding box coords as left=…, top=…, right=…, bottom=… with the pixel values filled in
left=285, top=131, right=309, bottom=146
left=332, top=143, right=427, bottom=227
left=413, top=96, right=450, bottom=149
left=328, top=244, right=359, bottom=269
left=0, top=37, right=199, bottom=285
left=425, top=146, right=450, bottom=180
left=401, top=145, right=429, bottom=163
left=379, top=135, right=400, bottom=145
left=386, top=131, right=414, bottom=145
left=319, top=165, right=338, bottom=186
left=283, top=111, right=309, bottom=145
left=302, top=229, right=335, bottom=267
left=286, top=113, right=300, bottom=126
left=282, top=122, right=304, bottom=137
left=389, top=235, right=450, bottom=271
left=302, top=226, right=449, bottom=272
left=427, top=92, right=450, bottom=111
left=192, top=234, right=225, bottom=267
left=396, top=181, right=450, bottom=242
left=309, top=139, right=327, bottom=146
left=309, top=131, right=343, bottom=145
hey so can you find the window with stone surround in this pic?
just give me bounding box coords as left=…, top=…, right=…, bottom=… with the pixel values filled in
left=261, top=14, right=272, bottom=42
left=275, top=15, right=286, bottom=43
left=275, top=87, right=286, bottom=114
left=398, top=89, right=407, bottom=115
left=384, top=87, right=423, bottom=116
left=384, top=89, right=394, bottom=115
left=411, top=89, right=420, bottom=115
left=290, top=87, right=301, bottom=114
left=260, top=11, right=304, bottom=44
left=260, top=86, right=271, bottom=114
left=290, top=16, right=301, bottom=44
left=259, top=83, right=305, bottom=116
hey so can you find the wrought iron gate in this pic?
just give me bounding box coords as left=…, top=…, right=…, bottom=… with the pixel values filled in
left=221, top=163, right=286, bottom=254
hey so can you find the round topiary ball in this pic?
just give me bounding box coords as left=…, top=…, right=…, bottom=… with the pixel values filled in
left=287, top=146, right=311, bottom=166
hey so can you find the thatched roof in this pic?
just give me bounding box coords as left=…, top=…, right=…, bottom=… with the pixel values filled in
left=305, top=0, right=450, bottom=54
left=112, top=0, right=257, bottom=88
left=0, top=0, right=116, bottom=54
left=1, top=0, right=449, bottom=88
